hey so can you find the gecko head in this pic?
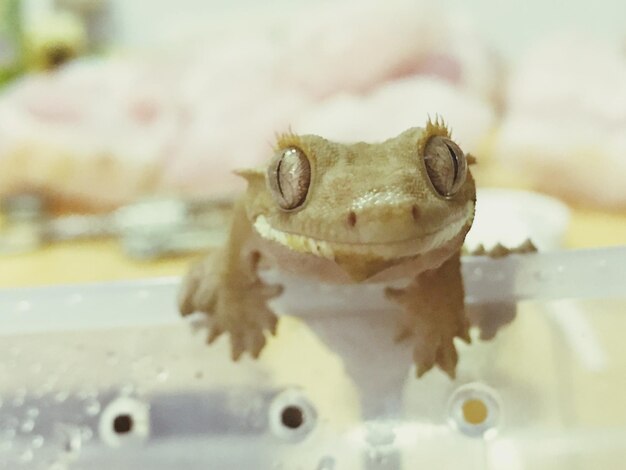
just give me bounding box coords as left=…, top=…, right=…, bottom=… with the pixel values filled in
left=235, top=119, right=476, bottom=278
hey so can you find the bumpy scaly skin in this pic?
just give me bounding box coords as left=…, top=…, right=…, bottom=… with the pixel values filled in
left=180, top=119, right=482, bottom=377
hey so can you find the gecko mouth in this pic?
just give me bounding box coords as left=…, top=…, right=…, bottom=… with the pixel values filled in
left=252, top=203, right=473, bottom=260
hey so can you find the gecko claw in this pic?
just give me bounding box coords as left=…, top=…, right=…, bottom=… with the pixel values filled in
left=413, top=339, right=438, bottom=378
left=384, top=287, right=403, bottom=301
left=436, top=342, right=458, bottom=378
left=231, top=338, right=245, bottom=361
left=249, top=332, right=267, bottom=359
left=456, top=321, right=472, bottom=344
left=207, top=325, right=224, bottom=344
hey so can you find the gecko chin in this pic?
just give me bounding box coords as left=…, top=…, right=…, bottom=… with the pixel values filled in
left=252, top=204, right=473, bottom=263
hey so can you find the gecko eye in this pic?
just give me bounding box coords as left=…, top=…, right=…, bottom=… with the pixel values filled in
left=423, top=136, right=467, bottom=198
left=268, top=147, right=311, bottom=211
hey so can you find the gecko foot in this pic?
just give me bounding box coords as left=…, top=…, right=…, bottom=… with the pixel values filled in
left=178, top=252, right=283, bottom=360
left=385, top=255, right=470, bottom=379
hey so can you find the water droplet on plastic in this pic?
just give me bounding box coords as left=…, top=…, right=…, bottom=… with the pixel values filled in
left=59, top=426, right=82, bottom=457
left=12, top=394, right=25, bottom=407
left=84, top=399, right=101, bottom=416
left=367, top=446, right=391, bottom=465
left=1, top=427, right=16, bottom=440
left=364, top=423, right=396, bottom=465
left=81, top=427, right=93, bottom=442
left=54, top=391, right=69, bottom=403
left=20, top=419, right=35, bottom=433
left=316, top=456, right=336, bottom=470
left=106, top=351, right=119, bottom=365
left=120, top=383, right=135, bottom=396
left=32, top=434, right=44, bottom=448
left=49, top=461, right=68, bottom=470
left=533, top=270, right=548, bottom=281
left=19, top=448, right=34, bottom=462
left=77, top=387, right=98, bottom=400
left=156, top=368, right=169, bottom=382
left=473, top=267, right=484, bottom=280
left=26, top=407, right=40, bottom=418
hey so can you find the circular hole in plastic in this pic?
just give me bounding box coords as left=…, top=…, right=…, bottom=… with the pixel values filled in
left=113, top=414, right=133, bottom=434
left=281, top=406, right=304, bottom=429
left=448, top=383, right=500, bottom=438
left=461, top=398, right=488, bottom=425
left=269, top=390, right=317, bottom=441
left=99, top=396, right=149, bottom=447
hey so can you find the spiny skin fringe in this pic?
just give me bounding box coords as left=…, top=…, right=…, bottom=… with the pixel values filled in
left=418, top=114, right=452, bottom=156
left=274, top=128, right=302, bottom=152
left=465, top=239, right=538, bottom=257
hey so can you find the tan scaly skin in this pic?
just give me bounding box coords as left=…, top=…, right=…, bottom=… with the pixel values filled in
left=179, top=118, right=480, bottom=378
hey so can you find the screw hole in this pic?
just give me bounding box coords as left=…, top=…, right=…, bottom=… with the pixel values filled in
left=269, top=390, right=317, bottom=441
left=113, top=414, right=133, bottom=434
left=281, top=406, right=304, bottom=429
left=99, top=396, right=149, bottom=446
left=448, top=383, right=500, bottom=438
left=461, top=399, right=488, bottom=425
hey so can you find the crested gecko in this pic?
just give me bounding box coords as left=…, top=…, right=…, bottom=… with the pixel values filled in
left=179, top=118, right=486, bottom=378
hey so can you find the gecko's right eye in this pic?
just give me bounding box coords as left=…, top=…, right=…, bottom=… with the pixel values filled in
left=268, top=147, right=311, bottom=211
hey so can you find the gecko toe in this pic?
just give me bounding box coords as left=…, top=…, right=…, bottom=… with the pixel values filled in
left=249, top=331, right=267, bottom=359
left=436, top=342, right=458, bottom=379
left=207, top=325, right=224, bottom=344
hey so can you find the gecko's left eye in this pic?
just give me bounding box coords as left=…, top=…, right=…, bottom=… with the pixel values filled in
left=423, top=136, right=467, bottom=198
left=268, top=147, right=311, bottom=211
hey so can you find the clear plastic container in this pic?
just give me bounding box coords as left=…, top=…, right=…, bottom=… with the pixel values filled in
left=1, top=246, right=625, bottom=469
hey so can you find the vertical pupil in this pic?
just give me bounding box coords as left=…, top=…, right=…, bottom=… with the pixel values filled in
left=272, top=148, right=310, bottom=210
left=444, top=141, right=459, bottom=181
left=276, top=158, right=285, bottom=196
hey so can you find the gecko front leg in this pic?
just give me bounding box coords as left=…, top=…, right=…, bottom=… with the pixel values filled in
left=385, top=253, right=470, bottom=379
left=178, top=200, right=283, bottom=360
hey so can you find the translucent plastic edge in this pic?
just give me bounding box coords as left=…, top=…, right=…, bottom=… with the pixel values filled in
left=0, top=247, right=624, bottom=336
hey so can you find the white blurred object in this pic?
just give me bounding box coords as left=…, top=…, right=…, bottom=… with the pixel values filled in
left=0, top=0, right=499, bottom=208
left=494, top=32, right=626, bottom=209
left=296, top=77, right=495, bottom=151
left=466, top=189, right=571, bottom=252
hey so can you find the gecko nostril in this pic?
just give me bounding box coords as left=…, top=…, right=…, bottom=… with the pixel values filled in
left=411, top=205, right=421, bottom=222
left=347, top=211, right=357, bottom=227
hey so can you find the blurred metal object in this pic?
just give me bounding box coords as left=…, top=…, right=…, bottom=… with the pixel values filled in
left=0, top=0, right=23, bottom=85
left=113, top=197, right=233, bottom=259
left=22, top=9, right=87, bottom=71
left=55, top=0, right=114, bottom=52
left=0, top=193, right=47, bottom=254
left=0, top=193, right=234, bottom=259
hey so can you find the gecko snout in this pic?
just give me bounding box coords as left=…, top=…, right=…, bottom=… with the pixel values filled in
left=346, top=211, right=357, bottom=227
left=346, top=205, right=422, bottom=228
